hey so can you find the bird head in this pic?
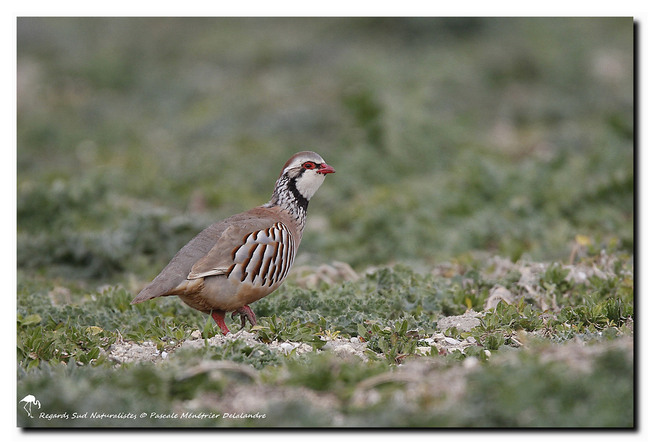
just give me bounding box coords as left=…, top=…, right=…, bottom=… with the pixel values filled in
left=279, top=151, right=335, bottom=201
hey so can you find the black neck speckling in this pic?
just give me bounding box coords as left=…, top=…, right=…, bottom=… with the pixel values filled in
left=265, top=174, right=309, bottom=232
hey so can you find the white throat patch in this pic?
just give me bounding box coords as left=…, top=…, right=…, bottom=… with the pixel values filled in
left=295, top=171, right=326, bottom=201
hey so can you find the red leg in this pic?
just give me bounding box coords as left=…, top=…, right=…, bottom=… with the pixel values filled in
left=211, top=310, right=230, bottom=335
left=236, top=305, right=257, bottom=328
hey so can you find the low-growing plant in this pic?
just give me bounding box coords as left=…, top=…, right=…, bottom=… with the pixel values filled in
left=457, top=346, right=633, bottom=427
left=358, top=319, right=421, bottom=363
left=179, top=338, right=282, bottom=370
left=282, top=351, right=390, bottom=396
left=18, top=315, right=115, bottom=370
left=252, top=315, right=327, bottom=349
left=125, top=316, right=192, bottom=350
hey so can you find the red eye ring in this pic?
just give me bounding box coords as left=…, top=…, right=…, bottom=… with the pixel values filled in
left=302, top=161, right=317, bottom=170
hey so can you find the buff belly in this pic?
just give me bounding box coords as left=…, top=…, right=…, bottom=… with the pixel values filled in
left=175, top=274, right=283, bottom=313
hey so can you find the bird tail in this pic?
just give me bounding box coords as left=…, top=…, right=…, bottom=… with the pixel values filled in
left=130, top=284, right=163, bottom=304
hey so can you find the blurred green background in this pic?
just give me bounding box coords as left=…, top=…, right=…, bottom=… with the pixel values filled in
left=17, top=17, right=633, bottom=283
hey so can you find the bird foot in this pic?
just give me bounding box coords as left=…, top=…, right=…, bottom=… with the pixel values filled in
left=231, top=305, right=257, bottom=329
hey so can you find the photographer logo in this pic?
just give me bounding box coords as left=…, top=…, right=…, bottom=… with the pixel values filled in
left=19, top=395, right=41, bottom=418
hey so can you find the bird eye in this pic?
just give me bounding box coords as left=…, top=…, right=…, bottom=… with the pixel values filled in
left=302, top=161, right=317, bottom=170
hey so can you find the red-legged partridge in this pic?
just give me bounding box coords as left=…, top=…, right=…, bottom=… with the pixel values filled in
left=131, top=151, right=335, bottom=334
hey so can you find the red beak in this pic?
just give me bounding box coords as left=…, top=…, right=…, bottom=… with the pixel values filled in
left=317, top=162, right=336, bottom=175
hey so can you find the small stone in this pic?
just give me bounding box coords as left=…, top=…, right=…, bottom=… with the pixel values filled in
left=191, top=330, right=202, bottom=339
left=436, top=311, right=481, bottom=332
left=350, top=337, right=360, bottom=344
left=280, top=342, right=296, bottom=354
left=296, top=343, right=313, bottom=354
left=161, top=351, right=168, bottom=359
left=334, top=344, right=356, bottom=356
left=444, top=337, right=460, bottom=346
